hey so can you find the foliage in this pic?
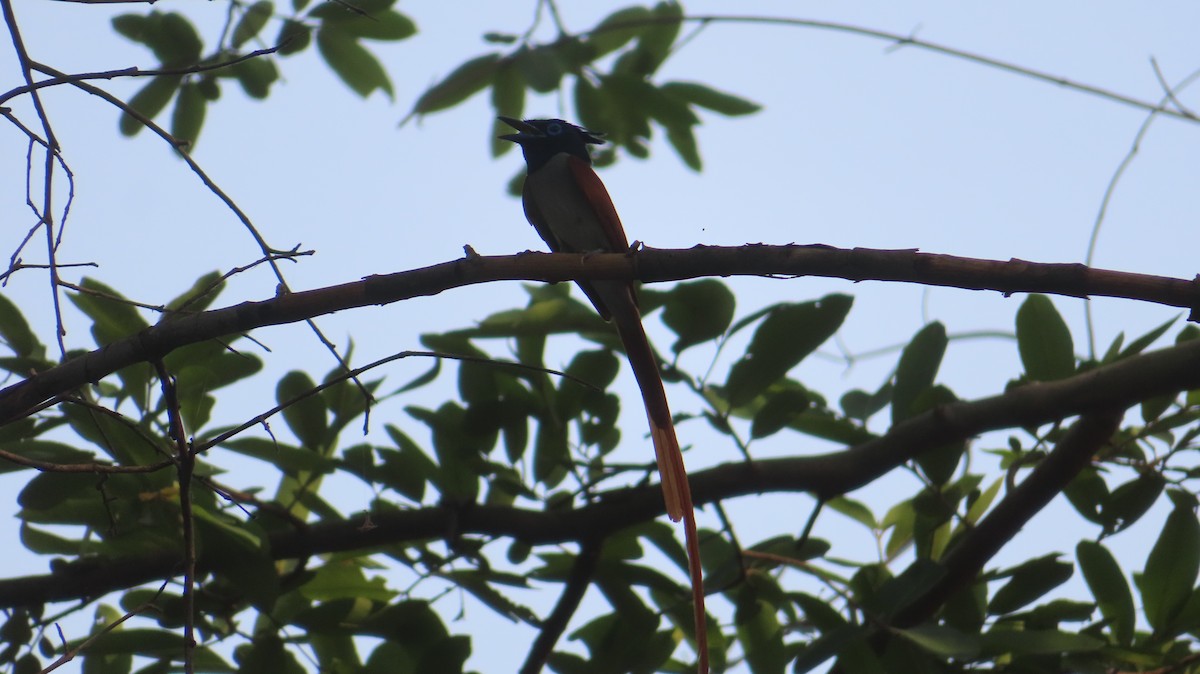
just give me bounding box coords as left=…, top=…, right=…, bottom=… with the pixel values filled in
left=0, top=2, right=1198, bottom=674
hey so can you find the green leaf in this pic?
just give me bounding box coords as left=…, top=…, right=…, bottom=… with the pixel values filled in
left=66, top=629, right=185, bottom=657
left=892, top=625, right=978, bottom=659
left=163, top=271, right=223, bottom=314
left=665, top=120, right=701, bottom=170
left=302, top=561, right=396, bottom=602
left=327, top=9, right=416, bottom=41
left=68, top=278, right=150, bottom=347
left=316, top=27, right=394, bottom=98
left=1077, top=540, right=1134, bottom=645
left=231, top=55, right=279, bottom=99
left=827, top=496, right=877, bottom=530
left=170, top=82, right=206, bottom=148
left=988, top=554, right=1073, bottom=615
left=840, top=383, right=892, bottom=421
left=750, top=385, right=810, bottom=439
left=408, top=403, right=484, bottom=502
left=661, top=81, right=762, bottom=116
left=735, top=585, right=787, bottom=674
left=0, top=440, right=95, bottom=475
left=1099, top=472, right=1164, bottom=534
left=21, top=523, right=81, bottom=555
left=277, top=371, right=328, bottom=449
left=232, top=1, right=273, bottom=48
left=911, top=386, right=963, bottom=485
left=193, top=507, right=280, bottom=609
left=154, top=13, right=203, bottom=65
left=490, top=63, right=525, bottom=157
left=622, top=1, right=681, bottom=76
left=408, top=52, right=500, bottom=117
left=1016, top=294, right=1075, bottom=381
left=661, top=279, right=734, bottom=353
left=111, top=13, right=149, bottom=42
left=1137, top=500, right=1200, bottom=631
left=0, top=292, right=38, bottom=358
left=119, top=75, right=182, bottom=136
left=723, top=294, right=852, bottom=407
left=892, top=322, right=947, bottom=423
left=223, top=437, right=338, bottom=476
left=1119, top=316, right=1177, bottom=359
left=514, top=45, right=566, bottom=94
left=588, top=6, right=652, bottom=57
left=276, top=19, right=312, bottom=55
left=977, top=628, right=1103, bottom=656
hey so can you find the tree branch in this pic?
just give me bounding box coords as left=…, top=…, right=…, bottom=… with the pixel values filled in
left=520, top=538, right=603, bottom=674
left=892, top=408, right=1125, bottom=628
left=1, top=335, right=1196, bottom=608
left=1, top=245, right=1197, bottom=426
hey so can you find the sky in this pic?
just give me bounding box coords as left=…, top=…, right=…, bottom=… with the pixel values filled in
left=1, top=1, right=1198, bottom=672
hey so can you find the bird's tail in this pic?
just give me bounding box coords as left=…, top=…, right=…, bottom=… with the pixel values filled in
left=604, top=283, right=692, bottom=521
left=603, top=282, right=708, bottom=673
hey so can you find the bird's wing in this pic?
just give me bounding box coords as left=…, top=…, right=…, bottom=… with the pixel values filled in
left=567, top=156, right=630, bottom=252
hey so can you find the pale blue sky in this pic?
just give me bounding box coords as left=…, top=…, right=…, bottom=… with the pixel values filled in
left=1, top=1, right=1198, bottom=671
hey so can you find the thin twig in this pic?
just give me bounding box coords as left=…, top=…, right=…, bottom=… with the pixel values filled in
left=154, top=361, right=196, bottom=673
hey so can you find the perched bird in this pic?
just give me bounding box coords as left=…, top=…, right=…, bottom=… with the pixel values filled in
left=499, top=117, right=707, bottom=672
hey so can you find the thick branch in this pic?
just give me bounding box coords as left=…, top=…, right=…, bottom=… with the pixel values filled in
left=2, top=245, right=1198, bottom=426
left=1, top=335, right=1197, bottom=608
left=892, top=408, right=1125, bottom=628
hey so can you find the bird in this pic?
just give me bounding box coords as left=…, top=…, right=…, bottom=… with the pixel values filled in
left=499, top=116, right=707, bottom=673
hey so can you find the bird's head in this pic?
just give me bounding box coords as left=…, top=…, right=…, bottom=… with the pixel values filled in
left=499, top=117, right=604, bottom=171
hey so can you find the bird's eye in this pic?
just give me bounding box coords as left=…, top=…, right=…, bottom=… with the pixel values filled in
left=545, top=122, right=562, bottom=135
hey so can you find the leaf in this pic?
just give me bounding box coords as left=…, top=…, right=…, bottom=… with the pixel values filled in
left=891, top=322, right=947, bottom=423
left=588, top=6, right=652, bottom=57
left=661, top=279, right=735, bottom=353
left=232, top=1, right=273, bottom=48
left=840, top=383, right=892, bottom=421
left=665, top=121, right=701, bottom=171
left=164, top=271, right=224, bottom=314
left=988, top=554, right=1073, bottom=615
left=223, top=437, right=338, bottom=476
left=490, top=63, right=525, bottom=157
left=892, top=625, right=978, bottom=659
left=1016, top=294, right=1075, bottom=381
left=723, top=294, right=852, bottom=407
left=1099, top=472, right=1164, bottom=534
left=827, top=497, right=877, bottom=530
left=750, top=385, right=810, bottom=439
left=622, top=1, right=681, bottom=76
left=170, top=82, right=206, bottom=148
left=119, top=75, right=182, bottom=136
left=231, top=54, right=280, bottom=99
left=193, top=507, right=279, bottom=609
left=1077, top=540, right=1134, bottom=645
left=302, top=561, right=396, bottom=602
left=277, top=371, right=328, bottom=449
left=65, top=629, right=185, bottom=657
left=68, top=278, right=150, bottom=349
left=0, top=292, right=38, bottom=358
left=111, top=13, right=149, bottom=42
left=735, top=586, right=787, bottom=674
left=514, top=45, right=565, bottom=94
left=316, top=27, right=394, bottom=99
left=1137, top=500, right=1200, bottom=631
left=661, top=81, right=762, bottom=116
left=276, top=19, right=312, bottom=56
left=154, top=12, right=203, bottom=65
left=977, top=628, right=1103, bottom=656
left=330, top=9, right=417, bottom=41
left=1119, top=316, right=1177, bottom=359
left=408, top=52, right=500, bottom=118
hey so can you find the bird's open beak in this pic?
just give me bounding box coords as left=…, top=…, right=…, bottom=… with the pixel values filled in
left=498, top=115, right=540, bottom=143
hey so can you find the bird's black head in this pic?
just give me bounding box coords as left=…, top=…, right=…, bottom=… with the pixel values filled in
left=498, top=117, right=604, bottom=172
